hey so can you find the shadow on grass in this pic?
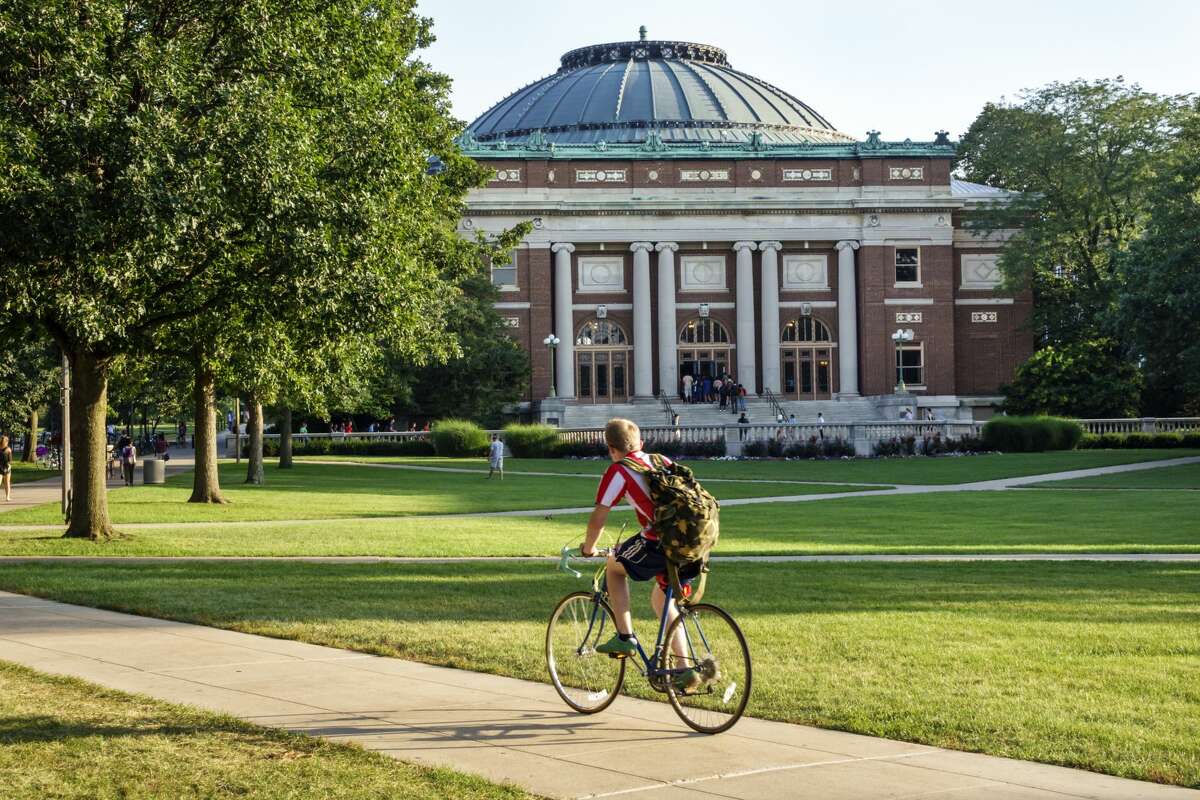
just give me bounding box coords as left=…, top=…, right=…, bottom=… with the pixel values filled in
left=0, top=714, right=223, bottom=745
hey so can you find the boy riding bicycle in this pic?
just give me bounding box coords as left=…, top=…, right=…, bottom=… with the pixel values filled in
left=580, top=418, right=703, bottom=690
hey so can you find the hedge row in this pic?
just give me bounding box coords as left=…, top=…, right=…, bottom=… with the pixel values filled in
left=873, top=435, right=990, bottom=457
left=981, top=416, right=1083, bottom=452
left=431, top=419, right=490, bottom=457
left=1078, top=431, right=1200, bottom=449
left=743, top=437, right=854, bottom=459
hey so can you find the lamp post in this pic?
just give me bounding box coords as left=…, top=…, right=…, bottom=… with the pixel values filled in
left=543, top=334, right=561, bottom=398
left=891, top=328, right=915, bottom=394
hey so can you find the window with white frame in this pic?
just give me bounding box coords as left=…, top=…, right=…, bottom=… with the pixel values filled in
left=491, top=250, right=518, bottom=290
left=896, top=342, right=924, bottom=387
left=895, top=247, right=921, bottom=285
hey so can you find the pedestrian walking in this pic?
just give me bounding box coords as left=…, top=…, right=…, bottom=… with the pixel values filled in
left=737, top=412, right=750, bottom=441
left=738, top=383, right=748, bottom=412
left=816, top=411, right=825, bottom=439
left=701, top=376, right=712, bottom=403
left=681, top=373, right=693, bottom=404
left=487, top=434, right=505, bottom=480
left=0, top=435, right=12, bottom=502
left=120, top=439, right=137, bottom=486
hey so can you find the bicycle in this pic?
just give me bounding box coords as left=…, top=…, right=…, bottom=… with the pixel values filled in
left=546, top=544, right=752, bottom=734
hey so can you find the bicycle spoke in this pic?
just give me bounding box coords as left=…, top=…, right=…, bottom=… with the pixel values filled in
left=546, top=593, right=625, bottom=714
left=663, top=604, right=751, bottom=734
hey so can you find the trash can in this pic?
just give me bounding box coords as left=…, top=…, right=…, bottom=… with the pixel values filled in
left=142, top=458, right=166, bottom=485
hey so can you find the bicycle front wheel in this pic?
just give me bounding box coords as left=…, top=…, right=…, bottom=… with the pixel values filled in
left=661, top=603, right=752, bottom=734
left=546, top=592, right=626, bottom=714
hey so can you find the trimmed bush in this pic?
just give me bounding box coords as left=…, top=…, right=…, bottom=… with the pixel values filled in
left=249, top=437, right=435, bottom=458
left=558, top=439, right=607, bottom=459
left=642, top=436, right=726, bottom=458
left=981, top=416, right=1083, bottom=452
left=431, top=419, right=489, bottom=457
left=1183, top=431, right=1200, bottom=448
left=1152, top=432, right=1184, bottom=449
left=503, top=424, right=560, bottom=458
left=1123, top=432, right=1155, bottom=449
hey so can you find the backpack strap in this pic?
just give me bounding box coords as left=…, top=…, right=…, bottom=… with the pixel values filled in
left=666, top=559, right=709, bottom=607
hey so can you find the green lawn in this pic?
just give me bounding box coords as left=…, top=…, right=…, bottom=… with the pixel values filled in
left=0, top=462, right=873, bottom=525
left=3, top=489, right=1197, bottom=556
left=1029, top=462, right=1200, bottom=490
left=8, top=461, right=59, bottom=485
left=0, top=661, right=535, bottom=800
left=1, top=560, right=1195, bottom=787
left=299, top=449, right=1200, bottom=485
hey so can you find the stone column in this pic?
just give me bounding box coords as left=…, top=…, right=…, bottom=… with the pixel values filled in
left=835, top=240, right=861, bottom=397
left=758, top=241, right=782, bottom=395
left=551, top=242, right=575, bottom=398
left=655, top=242, right=679, bottom=399
left=630, top=242, right=655, bottom=399
left=732, top=241, right=758, bottom=394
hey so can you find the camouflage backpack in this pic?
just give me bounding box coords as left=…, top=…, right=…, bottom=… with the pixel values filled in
left=619, top=454, right=719, bottom=565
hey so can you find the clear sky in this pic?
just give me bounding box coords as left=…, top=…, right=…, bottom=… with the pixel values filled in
left=415, top=0, right=1198, bottom=142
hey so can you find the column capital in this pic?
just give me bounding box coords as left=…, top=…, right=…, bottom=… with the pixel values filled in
left=630, top=241, right=654, bottom=253
left=835, top=239, right=860, bottom=252
left=654, top=242, right=679, bottom=253
left=732, top=241, right=758, bottom=252
left=551, top=242, right=575, bottom=254
left=758, top=241, right=783, bottom=253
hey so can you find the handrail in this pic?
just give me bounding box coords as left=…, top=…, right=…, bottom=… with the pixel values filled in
left=761, top=387, right=787, bottom=422
left=658, top=391, right=678, bottom=424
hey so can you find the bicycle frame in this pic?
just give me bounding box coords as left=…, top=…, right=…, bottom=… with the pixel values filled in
left=573, top=557, right=693, bottom=683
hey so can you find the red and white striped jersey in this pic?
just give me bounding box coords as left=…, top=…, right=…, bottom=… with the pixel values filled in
left=594, top=450, right=673, bottom=539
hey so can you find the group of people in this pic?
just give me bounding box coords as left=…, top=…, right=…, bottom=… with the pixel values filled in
left=680, top=373, right=748, bottom=412
left=899, top=407, right=938, bottom=421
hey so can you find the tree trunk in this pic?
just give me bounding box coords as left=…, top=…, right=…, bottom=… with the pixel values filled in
left=21, top=409, right=37, bottom=462
left=245, top=397, right=264, bottom=484
left=63, top=350, right=114, bottom=540
left=188, top=359, right=227, bottom=504
left=279, top=408, right=294, bottom=469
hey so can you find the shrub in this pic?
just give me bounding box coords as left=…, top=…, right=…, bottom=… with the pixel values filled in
left=1183, top=431, right=1200, bottom=448
left=431, top=419, right=489, bottom=457
left=558, top=439, right=608, bottom=459
left=981, top=416, right=1082, bottom=452
left=783, top=436, right=854, bottom=459
left=1123, top=432, right=1154, bottom=449
left=642, top=437, right=726, bottom=458
left=248, top=436, right=435, bottom=458
left=1152, top=432, right=1184, bottom=449
left=873, top=436, right=916, bottom=457
left=1097, top=432, right=1126, bottom=449
left=503, top=424, right=560, bottom=458
left=1077, top=434, right=1102, bottom=449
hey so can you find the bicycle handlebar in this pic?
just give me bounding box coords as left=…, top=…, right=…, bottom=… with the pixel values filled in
left=557, top=545, right=610, bottom=578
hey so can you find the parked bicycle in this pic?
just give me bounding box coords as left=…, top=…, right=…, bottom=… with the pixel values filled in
left=546, top=544, right=751, bottom=734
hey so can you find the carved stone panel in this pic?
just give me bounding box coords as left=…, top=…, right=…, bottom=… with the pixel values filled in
left=961, top=254, right=1002, bottom=289
left=782, top=254, right=828, bottom=290
left=971, top=311, right=999, bottom=323
left=680, top=255, right=727, bottom=291
left=888, top=166, right=923, bottom=180
left=577, top=256, right=625, bottom=293
left=679, top=168, right=730, bottom=182
left=782, top=168, right=832, bottom=181
left=575, top=168, right=627, bottom=183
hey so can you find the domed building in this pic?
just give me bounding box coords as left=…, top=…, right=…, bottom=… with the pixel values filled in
left=458, top=29, right=1028, bottom=427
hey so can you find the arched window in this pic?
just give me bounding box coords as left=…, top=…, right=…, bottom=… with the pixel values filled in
left=679, top=318, right=730, bottom=344
left=576, top=319, right=628, bottom=347
left=782, top=317, right=832, bottom=343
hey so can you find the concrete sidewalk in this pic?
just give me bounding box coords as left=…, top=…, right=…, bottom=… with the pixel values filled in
left=0, top=591, right=1193, bottom=800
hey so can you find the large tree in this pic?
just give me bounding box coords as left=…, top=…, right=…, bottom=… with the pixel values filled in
left=1117, top=103, right=1200, bottom=415
left=957, top=79, right=1191, bottom=345
left=0, top=2, right=488, bottom=537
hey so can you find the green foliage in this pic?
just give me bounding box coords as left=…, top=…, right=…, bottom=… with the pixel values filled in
left=1079, top=431, right=1200, bottom=449
left=982, top=416, right=1084, bottom=452
left=640, top=437, right=727, bottom=458
left=251, top=437, right=435, bottom=458
left=0, top=324, right=57, bottom=437
left=1002, top=339, right=1140, bottom=418
left=957, top=79, right=1191, bottom=346
left=1116, top=103, right=1200, bottom=415
left=431, top=419, right=488, bottom=457
left=502, top=424, right=560, bottom=458
left=384, top=269, right=531, bottom=428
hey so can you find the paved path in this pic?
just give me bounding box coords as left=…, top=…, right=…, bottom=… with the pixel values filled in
left=0, top=447, right=197, bottom=515
left=1, top=553, right=1197, bottom=565
left=1, top=591, right=1193, bottom=800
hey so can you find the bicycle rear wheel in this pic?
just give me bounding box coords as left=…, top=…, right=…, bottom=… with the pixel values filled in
left=661, top=603, right=751, bottom=734
left=546, top=591, right=626, bottom=714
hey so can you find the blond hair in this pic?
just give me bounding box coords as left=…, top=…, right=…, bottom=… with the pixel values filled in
left=604, top=418, right=641, bottom=454
left=0, top=435, right=7, bottom=449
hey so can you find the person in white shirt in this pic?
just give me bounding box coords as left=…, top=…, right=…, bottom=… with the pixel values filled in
left=487, top=435, right=505, bottom=480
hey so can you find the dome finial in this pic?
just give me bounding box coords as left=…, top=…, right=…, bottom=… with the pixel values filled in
left=638, top=25, right=647, bottom=41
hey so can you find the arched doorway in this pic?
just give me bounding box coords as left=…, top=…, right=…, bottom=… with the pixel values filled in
left=678, top=318, right=732, bottom=387
left=575, top=319, right=630, bottom=404
left=781, top=317, right=835, bottom=400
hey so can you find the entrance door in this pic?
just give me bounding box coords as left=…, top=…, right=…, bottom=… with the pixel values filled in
left=577, top=350, right=629, bottom=403
left=781, top=347, right=833, bottom=400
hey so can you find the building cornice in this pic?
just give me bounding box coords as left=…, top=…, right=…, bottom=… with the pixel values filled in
left=457, top=130, right=955, bottom=162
